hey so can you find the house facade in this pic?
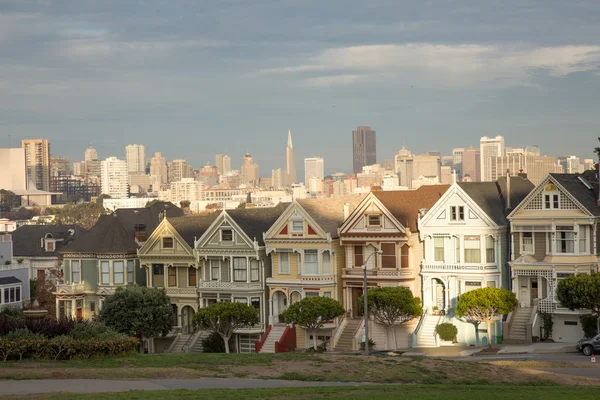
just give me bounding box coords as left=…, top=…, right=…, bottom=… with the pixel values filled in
left=507, top=172, right=600, bottom=343
left=337, top=186, right=450, bottom=350
left=263, top=196, right=364, bottom=350
left=418, top=177, right=533, bottom=346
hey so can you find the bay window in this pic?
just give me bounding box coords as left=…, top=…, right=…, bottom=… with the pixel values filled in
left=250, top=260, right=259, bottom=282
left=114, top=261, right=124, bottom=284
left=233, top=258, right=247, bottom=282
left=381, top=243, right=396, bottom=268
left=304, top=250, right=318, bottom=275
left=434, top=237, right=445, bottom=262
left=486, top=236, right=495, bottom=263
left=557, top=228, right=575, bottom=253
left=464, top=236, right=481, bottom=263
left=101, top=261, right=110, bottom=284
left=322, top=251, right=331, bottom=274
left=279, top=252, right=290, bottom=274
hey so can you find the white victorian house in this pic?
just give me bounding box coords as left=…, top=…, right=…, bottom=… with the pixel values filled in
left=417, top=176, right=533, bottom=346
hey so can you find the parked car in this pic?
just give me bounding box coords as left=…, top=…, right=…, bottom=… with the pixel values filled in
left=576, top=334, right=600, bottom=356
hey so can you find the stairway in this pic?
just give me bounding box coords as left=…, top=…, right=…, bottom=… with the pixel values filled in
left=168, top=333, right=192, bottom=353
left=188, top=331, right=211, bottom=353
left=507, top=307, right=532, bottom=343
left=259, top=325, right=287, bottom=353
left=415, top=315, right=441, bottom=348
left=333, top=318, right=362, bottom=351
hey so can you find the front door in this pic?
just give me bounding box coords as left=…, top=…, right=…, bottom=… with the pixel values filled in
left=37, top=269, right=45, bottom=282
left=436, top=283, right=445, bottom=310
left=530, top=278, right=538, bottom=306
left=351, top=288, right=364, bottom=318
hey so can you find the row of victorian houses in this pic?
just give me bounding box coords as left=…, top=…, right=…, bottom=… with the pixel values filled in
left=6, top=171, right=600, bottom=352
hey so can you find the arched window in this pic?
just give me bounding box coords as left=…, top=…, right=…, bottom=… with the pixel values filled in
left=486, top=236, right=495, bottom=263
left=400, top=245, right=409, bottom=268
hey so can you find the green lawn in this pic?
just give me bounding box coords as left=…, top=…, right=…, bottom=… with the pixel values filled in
left=4, top=385, right=599, bottom=400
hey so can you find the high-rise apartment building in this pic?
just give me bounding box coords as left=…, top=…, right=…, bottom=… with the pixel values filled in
left=84, top=144, right=98, bottom=163
left=489, top=153, right=556, bottom=185
left=452, top=148, right=464, bottom=180
left=584, top=159, right=595, bottom=171
left=286, top=130, right=297, bottom=185
left=272, top=168, right=286, bottom=189
left=558, top=155, right=581, bottom=174
left=352, top=126, right=376, bottom=174
left=215, top=154, right=232, bottom=175
left=125, top=144, right=146, bottom=173
left=394, top=146, right=414, bottom=188
left=150, top=152, right=168, bottom=184
left=304, top=157, right=325, bottom=184
left=241, top=153, right=259, bottom=187
left=462, top=147, right=481, bottom=182
left=22, top=139, right=51, bottom=191
left=413, top=153, right=441, bottom=180
left=168, top=159, right=194, bottom=183
left=480, top=136, right=505, bottom=181
left=101, top=157, right=128, bottom=198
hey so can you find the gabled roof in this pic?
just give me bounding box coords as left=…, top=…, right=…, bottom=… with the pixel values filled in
left=226, top=204, right=290, bottom=246
left=458, top=176, right=534, bottom=225
left=12, top=225, right=86, bottom=257
left=372, top=185, right=451, bottom=231
left=168, top=213, right=221, bottom=247
left=59, top=215, right=138, bottom=254
left=298, top=195, right=365, bottom=237
left=549, top=173, right=600, bottom=216
left=115, top=201, right=183, bottom=239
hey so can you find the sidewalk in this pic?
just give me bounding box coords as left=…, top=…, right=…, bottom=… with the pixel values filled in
left=396, top=342, right=577, bottom=357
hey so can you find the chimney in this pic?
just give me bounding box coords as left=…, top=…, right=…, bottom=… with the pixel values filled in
left=343, top=203, right=350, bottom=220
left=134, top=224, right=147, bottom=242
left=506, top=169, right=511, bottom=210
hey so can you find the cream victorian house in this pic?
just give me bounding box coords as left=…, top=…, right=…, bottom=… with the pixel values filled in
left=261, top=196, right=364, bottom=352
left=506, top=172, right=600, bottom=343
left=336, top=186, right=450, bottom=350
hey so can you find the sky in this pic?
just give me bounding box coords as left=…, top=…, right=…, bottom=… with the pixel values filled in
left=1, top=0, right=599, bottom=176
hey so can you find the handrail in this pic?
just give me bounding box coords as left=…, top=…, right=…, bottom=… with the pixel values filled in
left=503, top=309, right=514, bottom=342
left=165, top=327, right=182, bottom=353
left=353, top=317, right=366, bottom=351
left=332, top=313, right=347, bottom=348
left=255, top=324, right=272, bottom=353
left=275, top=324, right=296, bottom=353
left=182, top=327, right=199, bottom=352
left=526, top=305, right=538, bottom=343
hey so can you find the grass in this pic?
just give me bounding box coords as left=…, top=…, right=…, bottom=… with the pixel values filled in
left=2, top=385, right=600, bottom=400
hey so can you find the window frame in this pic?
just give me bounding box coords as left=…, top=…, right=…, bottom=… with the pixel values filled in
left=127, top=260, right=135, bottom=284
left=162, top=237, right=174, bottom=249
left=210, top=260, right=220, bottom=281
left=400, top=245, right=409, bottom=268
left=380, top=243, right=396, bottom=268
left=304, top=250, right=319, bottom=275
left=579, top=225, right=589, bottom=254
left=221, top=229, right=233, bottom=242
left=434, top=237, right=445, bottom=262
left=322, top=251, right=331, bottom=274
left=543, top=192, right=560, bottom=210
left=450, top=206, right=465, bottom=222
left=464, top=236, right=481, bottom=263
left=485, top=236, right=495, bottom=263
left=521, top=232, right=534, bottom=254
left=71, top=260, right=81, bottom=284
left=168, top=266, right=177, bottom=287
left=113, top=260, right=125, bottom=285
left=278, top=252, right=290, bottom=274
left=454, top=236, right=461, bottom=263
left=354, top=246, right=363, bottom=267
left=367, top=214, right=381, bottom=227
left=250, top=259, right=260, bottom=282
left=1, top=285, right=22, bottom=304
left=291, top=220, right=304, bottom=233
left=557, top=229, right=575, bottom=254
left=101, top=261, right=110, bottom=285
left=233, top=257, right=248, bottom=282
left=188, top=267, right=197, bottom=287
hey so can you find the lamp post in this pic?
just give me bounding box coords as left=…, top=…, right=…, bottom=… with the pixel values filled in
left=363, top=248, right=383, bottom=355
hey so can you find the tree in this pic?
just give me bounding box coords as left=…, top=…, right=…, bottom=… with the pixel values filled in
left=99, top=286, right=173, bottom=341
left=193, top=302, right=259, bottom=353
left=15, top=207, right=34, bottom=220
left=180, top=200, right=191, bottom=209
left=455, top=287, right=517, bottom=347
left=236, top=202, right=246, bottom=209
left=282, top=296, right=345, bottom=351
left=96, top=194, right=111, bottom=206
left=557, top=273, right=600, bottom=336
left=359, top=287, right=422, bottom=350
left=0, top=189, right=21, bottom=209
left=594, top=137, right=600, bottom=161
left=51, top=202, right=106, bottom=229
left=66, top=193, right=83, bottom=204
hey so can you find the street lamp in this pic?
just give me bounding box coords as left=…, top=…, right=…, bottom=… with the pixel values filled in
left=363, top=248, right=383, bottom=355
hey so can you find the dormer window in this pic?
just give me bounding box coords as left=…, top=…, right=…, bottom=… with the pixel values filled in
left=291, top=221, right=303, bottom=233
left=222, top=229, right=233, bottom=241
left=367, top=214, right=381, bottom=227
left=450, top=206, right=464, bottom=221
left=162, top=237, right=174, bottom=248
left=46, top=241, right=55, bottom=251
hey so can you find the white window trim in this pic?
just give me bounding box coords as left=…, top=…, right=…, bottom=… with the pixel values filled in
left=449, top=206, right=465, bottom=222
left=161, top=237, right=175, bottom=249
left=71, top=260, right=81, bottom=284
left=100, top=261, right=111, bottom=285
left=366, top=213, right=382, bottom=227
left=521, top=232, right=534, bottom=254
left=291, top=220, right=304, bottom=233
left=543, top=191, right=560, bottom=210
left=1, top=284, right=22, bottom=305
left=303, top=250, right=319, bottom=276
left=278, top=252, right=290, bottom=274
left=221, top=229, right=234, bottom=242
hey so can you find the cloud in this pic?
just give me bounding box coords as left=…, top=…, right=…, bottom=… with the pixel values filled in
left=262, top=43, right=600, bottom=87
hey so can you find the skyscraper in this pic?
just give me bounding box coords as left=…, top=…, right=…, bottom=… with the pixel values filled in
left=452, top=148, right=464, bottom=180
left=125, top=144, right=146, bottom=173
left=101, top=157, right=128, bottom=198
left=84, top=144, right=98, bottom=163
left=241, top=153, right=259, bottom=187
left=462, top=147, right=481, bottom=182
left=272, top=168, right=286, bottom=189
left=286, top=130, right=297, bottom=185
left=304, top=157, right=325, bottom=184
left=150, top=152, right=168, bottom=184
left=394, top=146, right=414, bottom=188
left=22, top=139, right=51, bottom=191
left=168, top=159, right=194, bottom=183
left=215, top=154, right=231, bottom=175
left=352, top=126, right=376, bottom=174
left=480, top=136, right=505, bottom=181
left=558, top=155, right=581, bottom=174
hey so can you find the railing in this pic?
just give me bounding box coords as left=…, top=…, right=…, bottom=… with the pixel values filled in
left=526, top=305, right=538, bottom=343
left=332, top=313, right=347, bottom=349
left=166, top=287, right=198, bottom=296
left=255, top=324, right=272, bottom=353
left=300, top=276, right=336, bottom=283
left=182, top=328, right=200, bottom=352
left=275, top=324, right=296, bottom=353
left=421, top=263, right=498, bottom=272
left=411, top=307, right=428, bottom=348
left=502, top=309, right=514, bottom=342
left=353, top=317, right=366, bottom=351
left=198, top=281, right=262, bottom=289
left=165, top=327, right=182, bottom=353
left=56, top=283, right=85, bottom=294
left=343, top=268, right=411, bottom=278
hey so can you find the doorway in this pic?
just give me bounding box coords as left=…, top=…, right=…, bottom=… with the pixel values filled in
left=181, top=306, right=195, bottom=332
left=432, top=278, right=445, bottom=312
left=518, top=277, right=538, bottom=307
left=351, top=287, right=364, bottom=318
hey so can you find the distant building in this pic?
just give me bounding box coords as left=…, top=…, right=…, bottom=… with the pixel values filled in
left=128, top=173, right=152, bottom=194
left=22, top=139, right=51, bottom=191
left=0, top=148, right=27, bottom=193
left=304, top=157, right=325, bottom=184
left=149, top=152, right=168, bottom=185
left=352, top=126, right=376, bottom=174
left=199, top=163, right=219, bottom=187
left=394, top=146, right=414, bottom=188
left=168, top=159, right=193, bottom=183
left=215, top=154, right=232, bottom=175
left=489, top=153, right=556, bottom=185
left=220, top=170, right=242, bottom=189
left=480, top=136, right=504, bottom=182
left=84, top=145, right=98, bottom=163
left=86, top=160, right=102, bottom=178
left=241, top=153, right=259, bottom=187
left=272, top=168, right=286, bottom=189
left=414, top=153, right=441, bottom=181
left=584, top=159, right=595, bottom=171
left=286, top=130, right=297, bottom=185
left=440, top=166, right=453, bottom=185
left=101, top=157, right=128, bottom=198
left=462, top=147, right=481, bottom=182
left=125, top=144, right=146, bottom=174
left=558, top=155, right=580, bottom=174
left=452, top=148, right=464, bottom=181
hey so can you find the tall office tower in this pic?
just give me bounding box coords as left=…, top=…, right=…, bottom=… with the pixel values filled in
left=21, top=139, right=51, bottom=191
left=84, top=144, right=98, bottom=163
left=480, top=136, right=505, bottom=181
left=413, top=153, right=442, bottom=180
left=304, top=157, right=325, bottom=184
left=352, top=126, right=376, bottom=174
left=286, top=130, right=297, bottom=185
left=394, top=146, right=414, bottom=188
left=168, top=159, right=194, bottom=183
left=150, top=152, right=168, bottom=184
left=452, top=148, right=464, bottom=181
left=125, top=144, right=146, bottom=173
left=558, top=155, right=581, bottom=174
left=215, top=154, right=232, bottom=175
left=462, top=147, right=481, bottom=182
left=489, top=154, right=556, bottom=185
left=272, top=168, right=287, bottom=189
left=241, top=153, right=259, bottom=187
left=101, top=157, right=128, bottom=198
left=222, top=155, right=231, bottom=174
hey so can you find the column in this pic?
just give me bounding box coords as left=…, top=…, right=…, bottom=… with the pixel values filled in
left=229, top=257, right=233, bottom=283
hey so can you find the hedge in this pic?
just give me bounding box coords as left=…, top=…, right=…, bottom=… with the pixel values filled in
left=0, top=315, right=84, bottom=338
left=0, top=336, right=139, bottom=361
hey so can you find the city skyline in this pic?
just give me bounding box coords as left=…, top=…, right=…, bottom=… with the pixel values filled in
left=1, top=1, right=598, bottom=173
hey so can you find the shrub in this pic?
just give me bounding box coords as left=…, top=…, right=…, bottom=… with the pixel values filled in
left=201, top=332, right=226, bottom=353
left=580, top=314, right=598, bottom=338
left=0, top=316, right=88, bottom=338
left=359, top=338, right=376, bottom=351
left=70, top=322, right=123, bottom=340
left=436, top=323, right=458, bottom=342
left=539, top=312, right=553, bottom=340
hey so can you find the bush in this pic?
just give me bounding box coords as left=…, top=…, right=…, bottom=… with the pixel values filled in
left=0, top=315, right=86, bottom=338
left=201, top=332, right=226, bottom=353
left=359, top=338, right=376, bottom=351
left=580, top=314, right=598, bottom=338
left=436, top=323, right=458, bottom=342
left=0, top=307, right=23, bottom=318
left=70, top=322, right=123, bottom=340
left=539, top=312, right=553, bottom=340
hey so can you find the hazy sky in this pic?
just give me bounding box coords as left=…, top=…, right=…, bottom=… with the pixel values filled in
left=1, top=0, right=599, bottom=175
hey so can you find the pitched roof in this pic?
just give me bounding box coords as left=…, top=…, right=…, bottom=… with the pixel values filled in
left=458, top=176, right=533, bottom=225
left=115, top=201, right=183, bottom=239
left=11, top=225, right=86, bottom=257
left=59, top=215, right=138, bottom=254
left=372, top=185, right=451, bottom=231
left=550, top=172, right=600, bottom=216
left=0, top=277, right=22, bottom=285
left=227, top=203, right=290, bottom=246
left=168, top=212, right=221, bottom=247
left=298, top=195, right=366, bottom=237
